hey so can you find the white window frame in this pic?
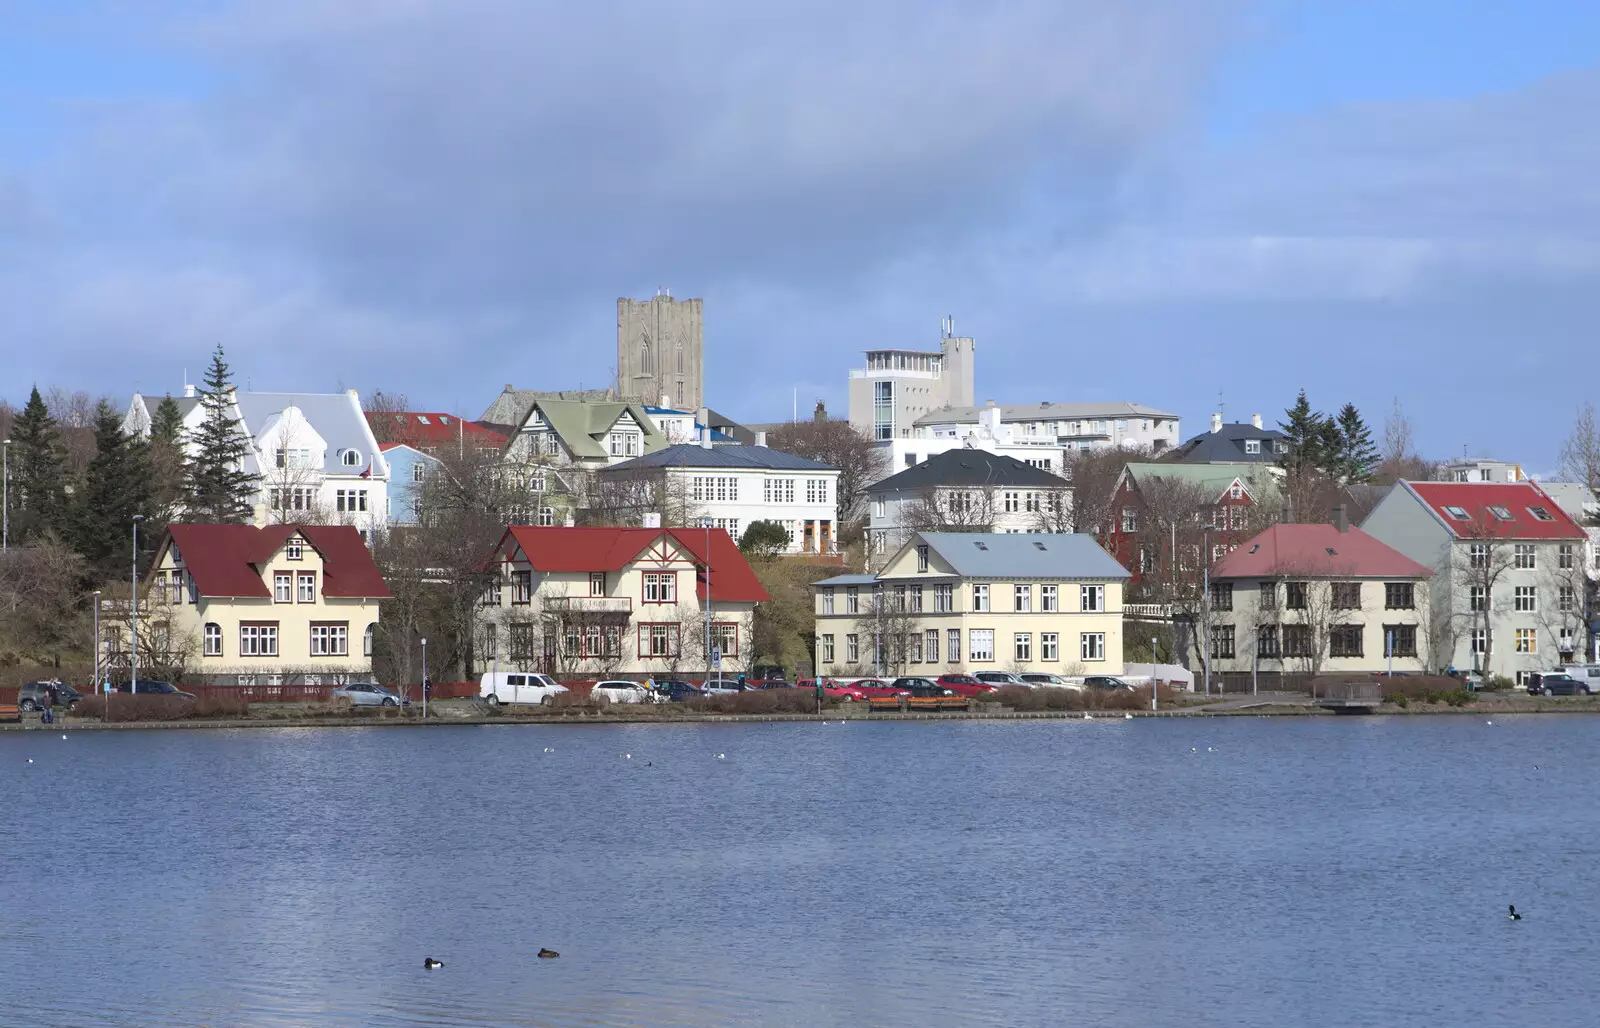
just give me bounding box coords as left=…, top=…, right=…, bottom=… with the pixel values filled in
left=274, top=573, right=292, bottom=604
left=1081, top=632, right=1105, bottom=661
left=1013, top=632, right=1031, bottom=662
left=1080, top=584, right=1105, bottom=612
left=969, top=629, right=995, bottom=662
left=203, top=623, right=222, bottom=657
left=1014, top=585, right=1031, bottom=612
left=821, top=634, right=835, bottom=663
left=972, top=584, right=990, bottom=612
left=1041, top=585, right=1058, bottom=612
left=1041, top=632, right=1059, bottom=661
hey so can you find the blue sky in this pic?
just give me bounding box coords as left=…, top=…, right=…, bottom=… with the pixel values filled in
left=2, top=1, right=1598, bottom=470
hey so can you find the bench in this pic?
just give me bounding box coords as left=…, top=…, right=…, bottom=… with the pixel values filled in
left=0, top=704, right=19, bottom=722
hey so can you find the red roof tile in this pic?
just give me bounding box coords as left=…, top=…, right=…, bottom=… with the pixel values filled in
left=164, top=523, right=391, bottom=599
left=365, top=411, right=508, bottom=449
left=1404, top=482, right=1585, bottom=540
left=501, top=526, right=769, bottom=602
left=1212, top=524, right=1434, bottom=579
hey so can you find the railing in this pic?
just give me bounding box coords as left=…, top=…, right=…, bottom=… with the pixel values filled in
left=543, top=596, right=633, bottom=614
left=849, top=368, right=940, bottom=380
left=1317, top=682, right=1384, bottom=704
left=1124, top=604, right=1175, bottom=620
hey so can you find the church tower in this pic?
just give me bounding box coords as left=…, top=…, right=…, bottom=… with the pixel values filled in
left=617, top=292, right=703, bottom=411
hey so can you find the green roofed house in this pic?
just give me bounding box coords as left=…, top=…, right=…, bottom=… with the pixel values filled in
left=503, top=398, right=670, bottom=471
left=1105, top=463, right=1280, bottom=587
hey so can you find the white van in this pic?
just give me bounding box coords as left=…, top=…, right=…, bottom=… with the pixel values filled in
left=1557, top=665, right=1600, bottom=690
left=479, top=672, right=567, bottom=707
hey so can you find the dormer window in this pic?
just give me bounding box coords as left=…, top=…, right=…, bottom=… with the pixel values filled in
left=1244, top=439, right=1261, bottom=454
left=1443, top=506, right=1471, bottom=521
left=341, top=449, right=362, bottom=467
left=286, top=537, right=304, bottom=561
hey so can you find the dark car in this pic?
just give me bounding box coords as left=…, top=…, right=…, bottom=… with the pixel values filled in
left=888, top=677, right=954, bottom=698
left=18, top=681, right=83, bottom=711
left=750, top=665, right=787, bottom=682
left=653, top=680, right=704, bottom=702
left=1083, top=676, right=1133, bottom=691
left=116, top=680, right=196, bottom=699
left=1537, top=674, right=1589, bottom=697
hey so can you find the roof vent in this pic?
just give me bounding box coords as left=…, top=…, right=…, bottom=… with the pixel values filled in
left=1325, top=547, right=1337, bottom=556
left=1249, top=544, right=1259, bottom=554
left=974, top=541, right=989, bottom=551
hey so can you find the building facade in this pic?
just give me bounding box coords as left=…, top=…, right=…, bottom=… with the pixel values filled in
left=1164, top=413, right=1290, bottom=466
left=912, top=401, right=1179, bottom=455
left=847, top=323, right=975, bottom=440
left=812, top=532, right=1129, bottom=678
left=617, top=292, right=704, bottom=412
left=1206, top=521, right=1435, bottom=676
left=1105, top=463, right=1279, bottom=587
left=482, top=526, right=767, bottom=679
left=136, top=523, right=389, bottom=686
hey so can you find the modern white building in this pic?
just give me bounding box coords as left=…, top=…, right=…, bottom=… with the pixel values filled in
left=125, top=388, right=391, bottom=540
left=599, top=441, right=842, bottom=555
left=847, top=321, right=976, bottom=441
left=912, top=401, right=1181, bottom=455
left=1435, top=458, right=1526, bottom=484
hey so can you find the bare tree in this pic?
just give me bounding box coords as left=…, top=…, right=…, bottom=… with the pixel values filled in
left=260, top=422, right=341, bottom=526
left=1375, top=397, right=1437, bottom=484
left=0, top=536, right=87, bottom=664
left=1558, top=402, right=1600, bottom=492
left=585, top=466, right=701, bottom=528
left=854, top=586, right=922, bottom=678
left=362, top=390, right=412, bottom=446
left=1061, top=447, right=1143, bottom=536
left=1450, top=521, right=1519, bottom=678
left=764, top=420, right=886, bottom=543
left=1534, top=543, right=1592, bottom=664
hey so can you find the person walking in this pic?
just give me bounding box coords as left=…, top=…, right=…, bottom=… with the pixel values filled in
left=41, top=683, right=56, bottom=725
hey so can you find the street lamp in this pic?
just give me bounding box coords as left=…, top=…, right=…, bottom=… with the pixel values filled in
left=420, top=636, right=428, bottom=719
left=702, top=516, right=715, bottom=679
left=92, top=590, right=102, bottom=721
left=2, top=438, right=10, bottom=551
left=1151, top=635, right=1158, bottom=712
left=131, top=515, right=145, bottom=693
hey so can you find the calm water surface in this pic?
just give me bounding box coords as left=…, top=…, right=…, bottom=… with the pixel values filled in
left=4, top=716, right=1597, bottom=1027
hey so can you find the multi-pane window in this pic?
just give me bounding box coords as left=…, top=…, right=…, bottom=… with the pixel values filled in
left=1515, top=628, right=1536, bottom=653
left=589, top=573, right=606, bottom=597
left=1014, top=633, right=1032, bottom=662
left=639, top=624, right=681, bottom=658
left=969, top=629, right=995, bottom=662
left=1259, top=582, right=1277, bottom=609
left=847, top=586, right=860, bottom=614
left=947, top=629, right=961, bottom=663
left=239, top=623, right=279, bottom=657
left=269, top=487, right=316, bottom=511
left=1469, top=585, right=1486, bottom=612
left=924, top=629, right=939, bottom=662
left=821, top=634, right=835, bottom=663
left=916, top=545, right=929, bottom=572
left=1559, top=586, right=1576, bottom=613
left=1080, top=585, right=1104, bottom=612
left=512, top=571, right=532, bottom=604
left=893, top=584, right=907, bottom=611
left=1331, top=583, right=1362, bottom=610
left=309, top=623, right=348, bottom=657
left=909, top=585, right=923, bottom=612
left=1514, top=544, right=1535, bottom=570
left=203, top=623, right=222, bottom=657
left=1080, top=633, right=1105, bottom=661
left=1003, top=492, right=1020, bottom=513
left=481, top=623, right=497, bottom=661
left=537, top=507, right=556, bottom=527
left=1210, top=582, right=1233, bottom=611
left=643, top=573, right=677, bottom=603
left=274, top=573, right=292, bottom=603
left=1121, top=508, right=1138, bottom=533
left=934, top=585, right=954, bottom=612
left=873, top=381, right=894, bottom=441
left=412, top=463, right=426, bottom=483
left=1384, top=583, right=1415, bottom=609
left=711, top=623, right=739, bottom=658
left=1468, top=543, right=1489, bottom=569
left=1256, top=625, right=1279, bottom=658
left=335, top=489, right=368, bottom=513
left=1210, top=624, right=1235, bottom=660
left=763, top=478, right=797, bottom=503
left=972, top=584, right=990, bottom=612
left=1329, top=625, right=1363, bottom=658
left=1558, top=544, right=1575, bottom=569
left=1383, top=625, right=1417, bottom=657
left=1282, top=625, right=1312, bottom=658
left=822, top=588, right=835, bottom=615
left=1470, top=629, right=1486, bottom=655
left=297, top=573, right=316, bottom=603
left=692, top=476, right=739, bottom=502
left=1040, top=585, right=1058, bottom=612
left=846, top=634, right=860, bottom=663
left=1285, top=582, right=1308, bottom=610
left=908, top=632, right=923, bottom=663
left=1514, top=586, right=1536, bottom=612
left=1014, top=585, right=1031, bottom=612
left=806, top=479, right=828, bottom=503
left=1041, top=632, right=1059, bottom=661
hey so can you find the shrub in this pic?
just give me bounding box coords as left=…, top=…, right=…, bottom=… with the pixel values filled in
left=987, top=684, right=1178, bottom=712
left=70, top=695, right=250, bottom=722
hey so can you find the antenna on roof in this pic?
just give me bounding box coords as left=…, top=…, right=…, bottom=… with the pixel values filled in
left=1217, top=389, right=1225, bottom=423
left=942, top=314, right=955, bottom=338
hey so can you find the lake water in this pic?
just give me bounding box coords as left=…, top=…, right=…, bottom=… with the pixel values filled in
left=3, top=716, right=1597, bottom=1027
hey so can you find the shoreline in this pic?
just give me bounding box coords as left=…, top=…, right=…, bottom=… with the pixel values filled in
left=6, top=697, right=1600, bottom=732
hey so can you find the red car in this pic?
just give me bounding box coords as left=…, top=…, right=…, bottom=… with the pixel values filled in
left=935, top=673, right=999, bottom=698
left=846, top=678, right=911, bottom=699
left=796, top=677, right=869, bottom=702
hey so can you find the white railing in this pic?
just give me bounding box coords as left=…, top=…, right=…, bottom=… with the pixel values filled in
left=849, top=368, right=941, bottom=380
left=543, top=596, right=633, bottom=614
left=1124, top=603, right=1175, bottom=619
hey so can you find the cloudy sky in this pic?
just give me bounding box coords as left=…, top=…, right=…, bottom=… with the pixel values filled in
left=3, top=1, right=1597, bottom=467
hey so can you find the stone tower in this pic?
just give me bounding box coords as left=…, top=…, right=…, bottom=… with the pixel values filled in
left=617, top=292, right=703, bottom=411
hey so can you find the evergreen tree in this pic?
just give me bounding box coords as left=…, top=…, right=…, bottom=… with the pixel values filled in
left=1277, top=390, right=1333, bottom=477
left=73, top=400, right=153, bottom=582
left=148, top=394, right=189, bottom=522
left=184, top=346, right=258, bottom=523
left=8, top=386, right=67, bottom=543
left=1331, top=403, right=1380, bottom=483
left=150, top=395, right=185, bottom=445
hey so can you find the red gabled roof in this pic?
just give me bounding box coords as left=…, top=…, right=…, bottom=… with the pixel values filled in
left=165, top=523, right=391, bottom=599
left=1403, top=481, right=1585, bottom=540
left=501, top=526, right=769, bottom=602
left=1212, top=524, right=1434, bottom=579
left=365, top=411, right=508, bottom=449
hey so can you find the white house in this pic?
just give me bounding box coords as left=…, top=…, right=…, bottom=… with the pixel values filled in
left=598, top=441, right=842, bottom=555
left=912, top=401, right=1180, bottom=455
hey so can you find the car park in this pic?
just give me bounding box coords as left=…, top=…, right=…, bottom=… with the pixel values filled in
left=18, top=681, right=83, bottom=711
left=975, top=671, right=1032, bottom=688
left=935, top=674, right=999, bottom=698
left=479, top=671, right=568, bottom=707
left=330, top=683, right=407, bottom=707
left=590, top=680, right=660, bottom=704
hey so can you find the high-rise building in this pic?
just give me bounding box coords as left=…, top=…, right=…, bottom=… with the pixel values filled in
left=617, top=292, right=703, bottom=411
left=848, top=318, right=975, bottom=441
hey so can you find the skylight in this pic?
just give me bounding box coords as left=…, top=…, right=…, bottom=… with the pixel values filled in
left=440, top=416, right=452, bottom=425
left=1248, top=544, right=1260, bottom=554
left=393, top=414, right=406, bottom=422
left=1528, top=506, right=1555, bottom=522
left=1325, top=547, right=1337, bottom=556
left=417, top=415, right=431, bottom=425
left=1033, top=541, right=1047, bottom=551
left=974, top=541, right=989, bottom=551
left=1487, top=505, right=1513, bottom=521
left=1443, top=506, right=1471, bottom=521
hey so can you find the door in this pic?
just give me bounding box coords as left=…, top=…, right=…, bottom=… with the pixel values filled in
left=506, top=674, right=526, bottom=703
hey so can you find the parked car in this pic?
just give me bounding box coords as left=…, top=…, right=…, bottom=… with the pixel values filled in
left=331, top=683, right=407, bottom=707
left=1019, top=673, right=1083, bottom=691
left=697, top=677, right=750, bottom=695
left=1557, top=665, right=1600, bottom=689
left=590, top=680, right=661, bottom=704
left=1083, top=676, right=1133, bottom=691
left=750, top=665, right=788, bottom=682
left=479, top=671, right=568, bottom=707
left=652, top=680, right=704, bottom=702
left=887, top=677, right=955, bottom=697
left=975, top=671, right=1032, bottom=688
left=935, top=674, right=999, bottom=698
left=115, top=680, right=196, bottom=699
left=842, top=678, right=910, bottom=699
left=17, top=681, right=83, bottom=711
left=1535, top=674, right=1590, bottom=697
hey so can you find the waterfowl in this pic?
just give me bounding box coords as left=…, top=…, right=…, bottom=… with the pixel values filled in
left=715, top=753, right=727, bottom=760
left=424, top=957, right=444, bottom=969
left=1508, top=905, right=1522, bottom=921
left=26, top=758, right=34, bottom=765
left=1125, top=713, right=1133, bottom=720
left=538, top=948, right=560, bottom=959
left=543, top=747, right=554, bottom=753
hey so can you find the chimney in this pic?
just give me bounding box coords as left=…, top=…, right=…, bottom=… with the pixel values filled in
left=1332, top=504, right=1349, bottom=533
left=1251, top=413, right=1262, bottom=430
left=697, top=406, right=713, bottom=448
left=660, top=393, right=670, bottom=408
left=504, top=383, right=514, bottom=392
left=183, top=383, right=196, bottom=399
left=1210, top=412, right=1223, bottom=434
left=755, top=431, right=767, bottom=447
left=980, top=406, right=1002, bottom=437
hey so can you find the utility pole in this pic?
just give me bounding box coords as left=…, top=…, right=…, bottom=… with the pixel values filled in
left=92, top=590, right=102, bottom=722
left=131, top=515, right=145, bottom=693
left=1201, top=527, right=1211, bottom=697
left=2, top=438, right=9, bottom=550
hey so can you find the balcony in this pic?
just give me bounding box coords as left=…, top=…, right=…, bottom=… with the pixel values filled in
left=543, top=596, right=633, bottom=614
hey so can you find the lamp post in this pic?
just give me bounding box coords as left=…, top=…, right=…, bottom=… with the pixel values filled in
left=131, top=515, right=145, bottom=693
left=702, top=516, right=715, bottom=679
left=1151, top=635, right=1158, bottom=712
left=420, top=636, right=428, bottom=719
left=2, top=438, right=10, bottom=551
left=92, top=590, right=102, bottom=721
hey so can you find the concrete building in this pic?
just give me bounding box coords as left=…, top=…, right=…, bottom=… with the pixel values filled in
left=914, top=400, right=1180, bottom=455
left=599, top=441, right=842, bottom=555
left=1206, top=518, right=1435, bottom=676
left=847, top=320, right=975, bottom=441
left=617, top=292, right=703, bottom=412
left=1361, top=481, right=1594, bottom=679
left=1435, top=458, right=1526, bottom=484
left=811, top=531, right=1129, bottom=678
left=138, top=523, right=390, bottom=686
left=482, top=526, right=767, bottom=679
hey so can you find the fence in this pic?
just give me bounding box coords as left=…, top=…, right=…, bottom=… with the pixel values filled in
left=1210, top=671, right=1315, bottom=695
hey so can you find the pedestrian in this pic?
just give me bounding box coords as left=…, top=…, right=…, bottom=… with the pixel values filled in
left=815, top=677, right=824, bottom=716
left=41, top=684, right=56, bottom=725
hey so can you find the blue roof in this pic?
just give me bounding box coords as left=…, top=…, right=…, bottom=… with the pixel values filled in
left=914, top=532, right=1130, bottom=580
left=601, top=443, right=837, bottom=472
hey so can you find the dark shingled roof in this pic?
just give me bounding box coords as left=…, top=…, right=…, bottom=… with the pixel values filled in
left=600, top=443, right=837, bottom=473
left=1163, top=423, right=1288, bottom=464
left=868, top=449, right=1068, bottom=494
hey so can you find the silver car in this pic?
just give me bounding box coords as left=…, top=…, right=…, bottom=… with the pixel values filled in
left=331, top=683, right=406, bottom=707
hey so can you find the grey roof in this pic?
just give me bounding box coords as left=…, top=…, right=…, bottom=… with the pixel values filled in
left=915, top=532, right=1130, bottom=580
left=869, top=448, right=1067, bottom=494
left=1537, top=482, right=1600, bottom=521
left=1163, top=423, right=1287, bottom=464
left=914, top=401, right=1175, bottom=426
left=235, top=392, right=383, bottom=477
left=480, top=386, right=616, bottom=425
left=813, top=573, right=878, bottom=587
left=600, top=443, right=837, bottom=473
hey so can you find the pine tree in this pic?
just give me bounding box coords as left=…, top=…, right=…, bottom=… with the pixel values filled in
left=148, top=394, right=189, bottom=522
left=73, top=400, right=153, bottom=582
left=1278, top=390, right=1332, bottom=477
left=184, top=346, right=258, bottom=523
left=150, top=395, right=185, bottom=445
left=8, top=386, right=67, bottom=543
left=1332, top=403, right=1380, bottom=483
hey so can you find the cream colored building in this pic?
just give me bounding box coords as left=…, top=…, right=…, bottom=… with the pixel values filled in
left=140, top=523, right=390, bottom=686
left=481, top=525, right=769, bottom=679
left=813, top=532, right=1129, bottom=678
